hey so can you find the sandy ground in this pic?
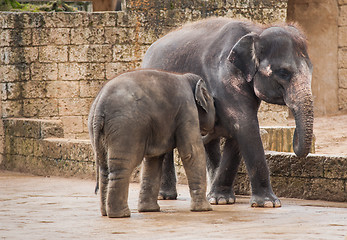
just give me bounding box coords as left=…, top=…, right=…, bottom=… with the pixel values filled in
left=0, top=171, right=346, bottom=240
left=312, top=114, right=347, bottom=155
left=267, top=113, right=347, bottom=156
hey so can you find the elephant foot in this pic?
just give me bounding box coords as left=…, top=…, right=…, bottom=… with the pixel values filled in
left=107, top=206, right=131, bottom=218
left=100, top=207, right=107, bottom=216
left=138, top=202, right=160, bottom=212
left=250, top=194, right=281, bottom=208
left=158, top=190, right=177, bottom=200
left=190, top=199, right=213, bottom=212
left=207, top=189, right=236, bottom=205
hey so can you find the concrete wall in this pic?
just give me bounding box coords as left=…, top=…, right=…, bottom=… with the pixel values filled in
left=287, top=0, right=347, bottom=115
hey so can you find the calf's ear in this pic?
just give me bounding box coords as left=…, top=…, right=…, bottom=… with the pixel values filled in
left=227, top=32, right=259, bottom=82
left=195, top=79, right=210, bottom=112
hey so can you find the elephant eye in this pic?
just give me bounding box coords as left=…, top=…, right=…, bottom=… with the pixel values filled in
left=274, top=68, right=292, bottom=81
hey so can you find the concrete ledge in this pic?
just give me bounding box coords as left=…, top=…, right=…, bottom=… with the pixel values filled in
left=0, top=118, right=345, bottom=202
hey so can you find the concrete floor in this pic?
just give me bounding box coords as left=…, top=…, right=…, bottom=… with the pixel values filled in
left=0, top=171, right=346, bottom=240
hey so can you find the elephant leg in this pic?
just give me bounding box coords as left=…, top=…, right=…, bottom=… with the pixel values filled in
left=207, top=138, right=241, bottom=205
left=158, top=151, right=177, bottom=200
left=205, top=138, right=221, bottom=184
left=138, top=156, right=164, bottom=212
left=99, top=166, right=108, bottom=216
left=106, top=149, right=140, bottom=218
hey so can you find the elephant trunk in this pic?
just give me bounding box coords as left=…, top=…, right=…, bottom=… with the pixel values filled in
left=290, top=90, right=314, bottom=158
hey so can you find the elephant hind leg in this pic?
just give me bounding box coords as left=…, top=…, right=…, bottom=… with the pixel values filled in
left=158, top=151, right=177, bottom=200
left=138, top=156, right=164, bottom=212
left=106, top=154, right=141, bottom=218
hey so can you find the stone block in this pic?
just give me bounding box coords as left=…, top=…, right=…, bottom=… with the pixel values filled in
left=58, top=63, right=87, bottom=80
left=58, top=98, right=93, bottom=116
left=12, top=137, right=34, bottom=156
left=31, top=63, right=58, bottom=81
left=3, top=82, right=22, bottom=100
left=22, top=81, right=47, bottom=99
left=0, top=64, right=30, bottom=82
left=71, top=28, right=105, bottom=45
left=338, top=48, right=347, bottom=68
left=339, top=5, right=347, bottom=26
left=0, top=29, right=32, bottom=47
left=40, top=120, right=64, bottom=139
left=0, top=47, right=38, bottom=64
left=89, top=12, right=117, bottom=27
left=46, top=81, right=79, bottom=98
left=39, top=46, right=68, bottom=63
left=32, top=28, right=70, bottom=46
left=338, top=26, right=347, bottom=47
left=61, top=116, right=84, bottom=134
left=80, top=80, right=105, bottom=98
left=106, top=62, right=133, bottom=79
left=113, top=44, right=139, bottom=62
left=104, top=27, right=135, bottom=44
left=324, top=156, right=347, bottom=179
left=60, top=139, right=93, bottom=162
left=23, top=98, right=59, bottom=117
left=43, top=12, right=89, bottom=28
left=58, top=63, right=105, bottom=80
left=338, top=69, right=347, bottom=88
left=69, top=45, right=112, bottom=62
left=290, top=154, right=324, bottom=178
left=3, top=118, right=41, bottom=139
left=338, top=89, right=347, bottom=110
left=266, top=151, right=293, bottom=176
left=1, top=100, right=22, bottom=118
left=307, top=178, right=345, bottom=202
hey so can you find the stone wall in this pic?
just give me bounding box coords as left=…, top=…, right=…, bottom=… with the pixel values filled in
left=0, top=0, right=288, bottom=139
left=1, top=118, right=344, bottom=202
left=338, top=0, right=347, bottom=111
left=287, top=0, right=347, bottom=115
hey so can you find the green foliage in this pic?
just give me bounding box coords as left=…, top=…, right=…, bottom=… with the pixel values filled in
left=0, top=0, right=77, bottom=12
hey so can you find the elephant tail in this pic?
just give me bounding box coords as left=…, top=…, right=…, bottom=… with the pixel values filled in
left=89, top=93, right=105, bottom=195
left=92, top=114, right=105, bottom=195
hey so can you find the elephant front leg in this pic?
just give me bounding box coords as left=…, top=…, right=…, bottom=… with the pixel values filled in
left=207, top=138, right=240, bottom=205
left=178, top=145, right=212, bottom=212
left=138, top=156, right=163, bottom=212
left=237, top=124, right=281, bottom=208
left=158, top=152, right=177, bottom=200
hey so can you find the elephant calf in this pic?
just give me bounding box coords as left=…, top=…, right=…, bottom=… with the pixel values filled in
left=88, top=69, right=215, bottom=218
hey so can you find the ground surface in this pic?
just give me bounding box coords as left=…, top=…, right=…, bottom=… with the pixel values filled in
left=264, top=113, right=347, bottom=156
left=311, top=114, right=347, bottom=155
left=0, top=171, right=346, bottom=240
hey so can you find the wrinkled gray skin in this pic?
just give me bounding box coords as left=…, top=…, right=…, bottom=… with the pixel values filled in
left=88, top=69, right=215, bottom=218
left=142, top=18, right=314, bottom=207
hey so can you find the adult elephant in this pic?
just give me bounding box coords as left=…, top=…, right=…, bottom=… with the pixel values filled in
left=142, top=18, right=314, bottom=207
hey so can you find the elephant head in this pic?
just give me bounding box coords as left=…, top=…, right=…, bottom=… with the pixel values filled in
left=228, top=24, right=314, bottom=157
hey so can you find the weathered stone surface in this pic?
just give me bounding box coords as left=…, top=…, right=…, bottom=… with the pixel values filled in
left=23, top=98, right=59, bottom=117
left=58, top=98, right=93, bottom=116
left=31, top=63, right=58, bottom=81
left=70, top=28, right=105, bottom=45
left=324, top=156, right=347, bottom=179
left=39, top=46, right=68, bottom=63
left=338, top=88, right=347, bottom=110
left=46, top=81, right=79, bottom=98
left=32, top=28, right=70, bottom=46
left=338, top=69, right=347, bottom=89
left=69, top=45, right=112, bottom=63
left=61, top=116, right=84, bottom=134
left=0, top=64, right=30, bottom=82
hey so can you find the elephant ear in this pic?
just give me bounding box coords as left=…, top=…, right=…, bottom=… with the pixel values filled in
left=195, top=79, right=211, bottom=112
left=227, top=32, right=259, bottom=82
